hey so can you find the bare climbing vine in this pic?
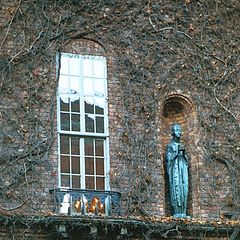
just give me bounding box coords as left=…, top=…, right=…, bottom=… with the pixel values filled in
left=0, top=1, right=239, bottom=237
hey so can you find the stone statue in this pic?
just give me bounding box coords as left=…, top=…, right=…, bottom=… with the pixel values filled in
left=166, top=123, right=189, bottom=218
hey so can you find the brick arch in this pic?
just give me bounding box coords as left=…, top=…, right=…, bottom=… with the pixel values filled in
left=160, top=94, right=199, bottom=217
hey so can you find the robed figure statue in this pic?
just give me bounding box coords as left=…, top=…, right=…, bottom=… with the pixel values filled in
left=166, top=123, right=189, bottom=218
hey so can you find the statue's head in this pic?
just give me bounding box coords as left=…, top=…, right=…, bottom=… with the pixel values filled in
left=172, top=123, right=181, bottom=138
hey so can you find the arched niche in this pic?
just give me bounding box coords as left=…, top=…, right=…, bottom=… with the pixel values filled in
left=160, top=94, right=198, bottom=216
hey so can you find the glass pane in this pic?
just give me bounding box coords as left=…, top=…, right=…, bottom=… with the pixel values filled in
left=59, top=75, right=69, bottom=94
left=70, top=76, right=81, bottom=94
left=71, top=137, right=80, bottom=155
left=83, top=59, right=92, bottom=76
left=96, top=177, right=105, bottom=190
left=96, top=116, right=104, bottom=133
left=93, top=60, right=104, bottom=78
left=61, top=113, right=70, bottom=131
left=72, top=175, right=81, bottom=189
left=61, top=175, right=70, bottom=187
left=69, top=57, right=80, bottom=76
left=71, top=98, right=80, bottom=112
left=60, top=97, right=69, bottom=111
left=85, top=176, right=94, bottom=190
left=72, top=156, right=80, bottom=174
left=85, top=97, right=94, bottom=114
left=85, top=114, right=94, bottom=132
left=85, top=139, right=94, bottom=156
left=85, top=157, right=94, bottom=175
left=95, top=140, right=104, bottom=156
left=60, top=55, right=69, bottom=75
left=71, top=114, right=80, bottom=131
left=94, top=78, right=104, bottom=97
left=83, top=78, right=93, bottom=95
left=61, top=156, right=70, bottom=173
left=96, top=158, right=104, bottom=175
left=95, top=98, right=104, bottom=115
left=60, top=135, right=69, bottom=154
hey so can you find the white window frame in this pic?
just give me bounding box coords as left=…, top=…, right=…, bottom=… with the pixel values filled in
left=56, top=52, right=110, bottom=190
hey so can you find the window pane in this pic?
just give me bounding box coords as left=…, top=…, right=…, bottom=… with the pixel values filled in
left=71, top=98, right=80, bottom=112
left=61, top=175, right=70, bottom=187
left=85, top=139, right=94, bottom=156
left=71, top=114, right=80, bottom=131
left=69, top=57, right=80, bottom=76
left=61, top=113, right=70, bottom=131
left=59, top=75, right=69, bottom=94
left=70, top=76, right=81, bottom=94
left=71, top=137, right=80, bottom=155
left=83, top=59, right=92, bottom=76
left=83, top=78, right=93, bottom=95
left=93, top=60, right=104, bottom=78
left=61, top=156, right=70, bottom=173
left=95, top=140, right=104, bottom=156
left=85, top=97, right=94, bottom=114
left=94, top=78, right=104, bottom=97
left=60, top=135, right=69, bottom=154
left=72, top=175, right=81, bottom=189
left=96, top=158, right=104, bottom=175
left=60, top=55, right=69, bottom=74
left=60, top=97, right=69, bottom=112
left=85, top=176, right=94, bottom=190
left=95, top=98, right=104, bottom=115
left=72, top=156, right=80, bottom=174
left=96, top=116, right=104, bottom=133
left=85, top=114, right=94, bottom=132
left=96, top=177, right=105, bottom=190
left=85, top=157, right=94, bottom=175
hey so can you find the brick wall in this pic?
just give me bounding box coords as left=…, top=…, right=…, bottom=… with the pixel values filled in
left=0, top=0, right=238, bottom=224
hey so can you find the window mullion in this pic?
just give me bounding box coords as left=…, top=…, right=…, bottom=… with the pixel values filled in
left=80, top=57, right=85, bottom=134
left=81, top=138, right=85, bottom=189
left=105, top=137, right=110, bottom=190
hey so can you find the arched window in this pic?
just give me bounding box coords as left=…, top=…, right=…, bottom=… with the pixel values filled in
left=57, top=52, right=109, bottom=191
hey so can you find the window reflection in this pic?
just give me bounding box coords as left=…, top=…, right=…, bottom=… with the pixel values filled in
left=61, top=175, right=70, bottom=187
left=61, top=156, right=70, bottom=173
left=84, top=77, right=93, bottom=95
left=96, top=158, right=104, bottom=175
left=85, top=176, right=94, bottom=189
left=85, top=114, right=94, bottom=132
left=72, top=176, right=81, bottom=189
left=94, top=78, right=104, bottom=96
left=71, top=98, right=80, bottom=112
left=60, top=136, right=69, bottom=154
left=70, top=76, right=81, bottom=94
left=69, top=57, right=80, bottom=76
left=85, top=98, right=94, bottom=114
left=71, top=137, right=80, bottom=155
left=83, top=59, right=92, bottom=76
left=61, top=113, right=70, bottom=131
left=96, top=116, right=104, bottom=133
left=93, top=60, right=104, bottom=78
left=95, top=140, right=104, bottom=156
left=60, top=98, right=69, bottom=111
left=96, top=177, right=105, bottom=190
left=59, top=75, right=69, bottom=94
left=85, top=157, right=94, bottom=175
left=95, top=98, right=104, bottom=115
left=71, top=114, right=80, bottom=131
left=60, top=55, right=69, bottom=74
left=59, top=54, right=107, bottom=190
left=85, top=139, right=94, bottom=156
left=72, top=157, right=80, bottom=174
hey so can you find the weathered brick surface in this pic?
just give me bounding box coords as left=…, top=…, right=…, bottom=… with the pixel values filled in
left=0, top=1, right=239, bottom=239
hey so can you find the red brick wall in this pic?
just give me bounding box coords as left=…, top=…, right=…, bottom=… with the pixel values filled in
left=0, top=0, right=238, bottom=221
